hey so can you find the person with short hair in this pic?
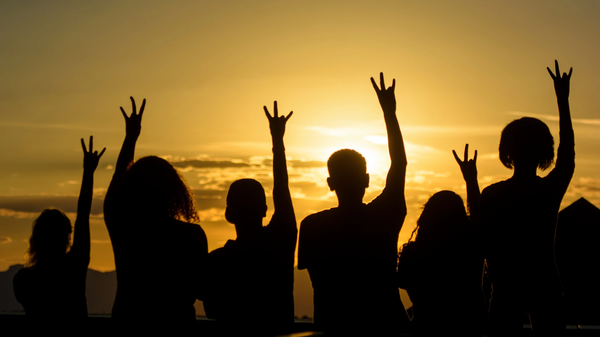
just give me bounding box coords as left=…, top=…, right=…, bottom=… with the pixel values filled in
left=481, top=61, right=575, bottom=334
left=203, top=102, right=297, bottom=336
left=298, top=73, right=409, bottom=334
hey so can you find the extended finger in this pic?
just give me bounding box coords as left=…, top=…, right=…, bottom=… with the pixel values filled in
left=98, top=148, right=106, bottom=158
left=130, top=97, right=136, bottom=115
left=464, top=144, right=469, bottom=161
left=285, top=111, right=293, bottom=120
left=452, top=149, right=461, bottom=163
left=139, top=98, right=146, bottom=117
left=120, top=107, right=128, bottom=119
left=263, top=106, right=272, bottom=119
left=568, top=67, right=573, bottom=78
left=380, top=72, right=385, bottom=90
left=370, top=77, right=380, bottom=92
left=555, top=60, right=560, bottom=78
left=81, top=138, right=87, bottom=153
left=473, top=150, right=478, bottom=162
left=391, top=78, right=396, bottom=91
left=547, top=67, right=556, bottom=79
left=89, top=136, right=93, bottom=153
left=274, top=101, right=279, bottom=118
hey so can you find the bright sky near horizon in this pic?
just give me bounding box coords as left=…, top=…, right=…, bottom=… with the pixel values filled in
left=1, top=0, right=600, bottom=311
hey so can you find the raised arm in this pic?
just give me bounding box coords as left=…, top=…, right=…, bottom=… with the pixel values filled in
left=69, top=136, right=105, bottom=264
left=264, top=101, right=296, bottom=229
left=453, top=144, right=480, bottom=225
left=371, top=73, right=407, bottom=198
left=104, top=97, right=145, bottom=222
left=547, top=61, right=575, bottom=182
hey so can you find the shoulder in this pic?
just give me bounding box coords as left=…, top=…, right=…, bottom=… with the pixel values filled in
left=481, top=180, right=510, bottom=199
left=301, top=208, right=337, bottom=227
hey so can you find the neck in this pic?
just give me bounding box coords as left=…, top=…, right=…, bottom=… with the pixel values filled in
left=511, top=164, right=538, bottom=180
left=234, top=218, right=263, bottom=239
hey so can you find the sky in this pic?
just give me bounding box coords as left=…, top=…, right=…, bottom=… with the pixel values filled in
left=1, top=0, right=600, bottom=315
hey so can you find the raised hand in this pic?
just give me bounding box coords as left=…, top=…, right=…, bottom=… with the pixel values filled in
left=81, top=136, right=106, bottom=173
left=120, top=96, right=146, bottom=138
left=547, top=60, right=572, bottom=100
left=264, top=101, right=293, bottom=140
left=453, top=144, right=478, bottom=182
left=371, top=72, right=396, bottom=115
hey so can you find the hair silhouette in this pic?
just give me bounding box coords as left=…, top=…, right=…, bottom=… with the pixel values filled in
left=26, top=209, right=72, bottom=267
left=481, top=61, right=575, bottom=335
left=499, top=117, right=555, bottom=171
left=119, top=155, right=199, bottom=222
left=298, top=73, right=409, bottom=335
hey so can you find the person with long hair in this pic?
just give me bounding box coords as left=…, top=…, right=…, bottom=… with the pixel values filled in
left=398, top=145, right=486, bottom=335
left=13, top=137, right=105, bottom=323
left=481, top=61, right=575, bottom=334
left=103, top=97, right=208, bottom=326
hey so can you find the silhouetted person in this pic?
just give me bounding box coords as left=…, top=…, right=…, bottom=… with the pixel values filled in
left=298, top=73, right=408, bottom=335
left=103, top=97, right=208, bottom=327
left=13, top=137, right=105, bottom=326
left=203, top=102, right=297, bottom=336
left=398, top=145, right=486, bottom=335
left=481, top=61, right=575, bottom=335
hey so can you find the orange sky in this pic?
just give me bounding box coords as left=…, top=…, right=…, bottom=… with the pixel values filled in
left=1, top=0, right=600, bottom=316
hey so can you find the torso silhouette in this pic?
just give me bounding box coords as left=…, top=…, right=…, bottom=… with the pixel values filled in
left=13, top=254, right=88, bottom=321
left=398, top=232, right=486, bottom=333
left=204, top=216, right=297, bottom=332
left=299, top=193, right=406, bottom=332
left=108, top=215, right=207, bottom=321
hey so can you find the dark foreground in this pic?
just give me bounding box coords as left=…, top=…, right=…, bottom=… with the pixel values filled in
left=1, top=313, right=599, bottom=336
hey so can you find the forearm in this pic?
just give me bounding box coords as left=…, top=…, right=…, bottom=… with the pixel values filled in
left=384, top=112, right=407, bottom=188
left=465, top=178, right=481, bottom=225
left=271, top=134, right=294, bottom=218
left=71, top=170, right=93, bottom=260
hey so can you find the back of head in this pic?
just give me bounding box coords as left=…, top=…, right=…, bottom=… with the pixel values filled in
left=327, top=149, right=369, bottom=199
left=499, top=117, right=555, bottom=171
left=413, top=191, right=469, bottom=245
left=225, top=179, right=267, bottom=225
left=27, top=209, right=72, bottom=267
left=119, top=156, right=199, bottom=222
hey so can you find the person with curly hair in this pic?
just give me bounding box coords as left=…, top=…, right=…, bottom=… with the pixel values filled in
left=103, top=97, right=208, bottom=326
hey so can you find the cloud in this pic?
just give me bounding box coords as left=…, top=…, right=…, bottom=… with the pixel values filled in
left=288, top=160, right=326, bottom=168
left=171, top=160, right=251, bottom=169
left=508, top=111, right=600, bottom=126
left=0, top=196, right=104, bottom=215
left=0, top=237, right=12, bottom=244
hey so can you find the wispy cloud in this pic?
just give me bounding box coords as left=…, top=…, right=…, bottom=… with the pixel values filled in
left=0, top=196, right=103, bottom=215
left=0, top=237, right=12, bottom=244
left=508, top=111, right=600, bottom=126
left=171, top=159, right=251, bottom=169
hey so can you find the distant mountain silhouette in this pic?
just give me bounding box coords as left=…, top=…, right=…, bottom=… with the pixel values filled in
left=0, top=265, right=116, bottom=314
left=1, top=265, right=315, bottom=318
left=555, top=197, right=600, bottom=324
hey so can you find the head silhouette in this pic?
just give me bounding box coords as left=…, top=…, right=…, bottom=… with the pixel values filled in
left=326, top=149, right=369, bottom=202
left=27, top=209, right=72, bottom=267
left=499, top=117, right=555, bottom=171
left=225, top=179, right=267, bottom=226
left=410, top=191, right=469, bottom=245
left=119, top=156, right=199, bottom=222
